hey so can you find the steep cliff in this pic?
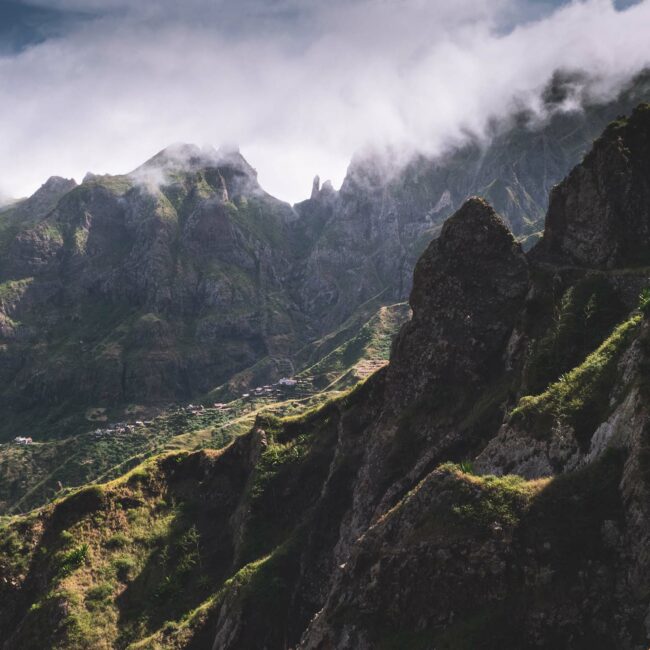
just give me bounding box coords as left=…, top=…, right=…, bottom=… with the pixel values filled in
left=292, top=70, right=650, bottom=330
left=1, top=73, right=649, bottom=443
left=5, top=104, right=650, bottom=649
left=541, top=103, right=650, bottom=267
left=0, top=147, right=307, bottom=439
left=300, top=103, right=650, bottom=648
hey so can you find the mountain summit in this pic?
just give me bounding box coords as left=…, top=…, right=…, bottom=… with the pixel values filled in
left=4, top=105, right=650, bottom=648
left=133, top=143, right=256, bottom=178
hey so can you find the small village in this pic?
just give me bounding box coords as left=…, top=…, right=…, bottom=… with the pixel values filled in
left=92, top=420, right=151, bottom=438
left=239, top=376, right=310, bottom=402
left=8, top=376, right=316, bottom=447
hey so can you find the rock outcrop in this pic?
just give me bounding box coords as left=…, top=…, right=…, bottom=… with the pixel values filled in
left=388, top=197, right=529, bottom=406
left=1, top=75, right=649, bottom=440
left=541, top=103, right=650, bottom=267
left=5, top=104, right=650, bottom=649
left=0, top=149, right=304, bottom=438
left=297, top=104, right=650, bottom=649
left=292, top=70, right=650, bottom=331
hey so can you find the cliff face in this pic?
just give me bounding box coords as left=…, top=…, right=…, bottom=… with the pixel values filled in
left=292, top=70, right=650, bottom=330
left=220, top=102, right=650, bottom=649
left=541, top=103, right=650, bottom=267
left=387, top=197, right=529, bottom=405
left=298, top=104, right=650, bottom=648
left=1, top=75, right=649, bottom=441
left=0, top=148, right=307, bottom=438
left=5, top=104, right=650, bottom=649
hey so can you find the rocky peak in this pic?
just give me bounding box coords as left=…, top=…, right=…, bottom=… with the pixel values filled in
left=310, top=175, right=320, bottom=199
left=388, top=198, right=529, bottom=402
left=405, top=197, right=529, bottom=335
left=214, top=145, right=258, bottom=179
left=129, top=143, right=262, bottom=202
left=137, top=143, right=213, bottom=172
left=306, top=175, right=336, bottom=205
left=540, top=102, right=650, bottom=268
left=133, top=143, right=256, bottom=179
left=38, top=175, right=77, bottom=195
left=10, top=175, right=77, bottom=221
left=138, top=143, right=257, bottom=177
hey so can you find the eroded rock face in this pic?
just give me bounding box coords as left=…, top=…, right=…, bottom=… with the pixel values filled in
left=271, top=107, right=650, bottom=649
left=0, top=150, right=303, bottom=436
left=387, top=197, right=530, bottom=407
left=317, top=199, right=530, bottom=592
left=299, top=455, right=635, bottom=650
left=2, top=78, right=650, bottom=438
left=8, top=104, right=650, bottom=648
left=290, top=75, right=650, bottom=335
left=541, top=103, right=650, bottom=268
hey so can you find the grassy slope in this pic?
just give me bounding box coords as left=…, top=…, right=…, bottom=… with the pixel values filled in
left=511, top=314, right=642, bottom=444
left=0, top=423, right=626, bottom=650
left=0, top=297, right=641, bottom=648
left=0, top=298, right=407, bottom=516
left=372, top=449, right=625, bottom=650
left=296, top=302, right=410, bottom=389
left=0, top=384, right=357, bottom=649
left=0, top=174, right=295, bottom=443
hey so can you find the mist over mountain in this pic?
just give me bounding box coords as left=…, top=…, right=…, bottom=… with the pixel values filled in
left=1, top=70, right=648, bottom=446
left=1, top=0, right=650, bottom=203
left=3, top=100, right=650, bottom=649
left=4, top=2, right=650, bottom=649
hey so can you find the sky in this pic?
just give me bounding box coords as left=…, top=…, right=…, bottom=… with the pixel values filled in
left=0, top=0, right=649, bottom=204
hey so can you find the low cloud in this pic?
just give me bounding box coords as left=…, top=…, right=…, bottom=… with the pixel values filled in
left=0, top=0, right=649, bottom=203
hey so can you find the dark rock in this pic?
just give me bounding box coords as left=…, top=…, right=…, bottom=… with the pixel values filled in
left=541, top=103, right=650, bottom=267
left=387, top=197, right=529, bottom=407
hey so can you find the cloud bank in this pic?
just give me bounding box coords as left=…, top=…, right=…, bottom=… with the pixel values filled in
left=0, top=0, right=649, bottom=203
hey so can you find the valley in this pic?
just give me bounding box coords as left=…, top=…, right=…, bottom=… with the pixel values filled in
left=1, top=59, right=650, bottom=649
left=2, top=101, right=650, bottom=648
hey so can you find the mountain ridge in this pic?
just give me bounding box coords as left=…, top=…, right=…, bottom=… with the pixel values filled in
left=3, top=102, right=650, bottom=648
left=1, top=70, right=649, bottom=446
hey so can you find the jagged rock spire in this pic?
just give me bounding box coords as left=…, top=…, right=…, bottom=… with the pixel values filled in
left=388, top=197, right=529, bottom=403
left=311, top=175, right=320, bottom=200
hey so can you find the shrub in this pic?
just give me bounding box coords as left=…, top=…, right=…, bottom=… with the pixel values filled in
left=86, top=582, right=113, bottom=601
left=105, top=532, right=129, bottom=549
left=112, top=555, right=136, bottom=582
left=59, top=530, right=74, bottom=547
left=177, top=525, right=201, bottom=572
left=458, top=460, right=475, bottom=475
left=56, top=543, right=89, bottom=579
left=639, top=287, right=650, bottom=317
left=85, top=582, right=114, bottom=610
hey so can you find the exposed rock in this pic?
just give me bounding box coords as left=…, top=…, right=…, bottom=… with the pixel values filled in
left=387, top=197, right=529, bottom=407
left=541, top=103, right=650, bottom=267
left=0, top=156, right=304, bottom=437
left=6, top=103, right=650, bottom=649
left=1, top=73, right=649, bottom=440
left=310, top=175, right=320, bottom=199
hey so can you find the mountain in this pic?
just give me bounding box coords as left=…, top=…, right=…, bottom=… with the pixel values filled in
left=0, top=301, right=407, bottom=516
left=293, top=71, right=650, bottom=330
left=2, top=103, right=650, bottom=649
left=0, top=147, right=308, bottom=439
left=1, top=71, right=649, bottom=445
